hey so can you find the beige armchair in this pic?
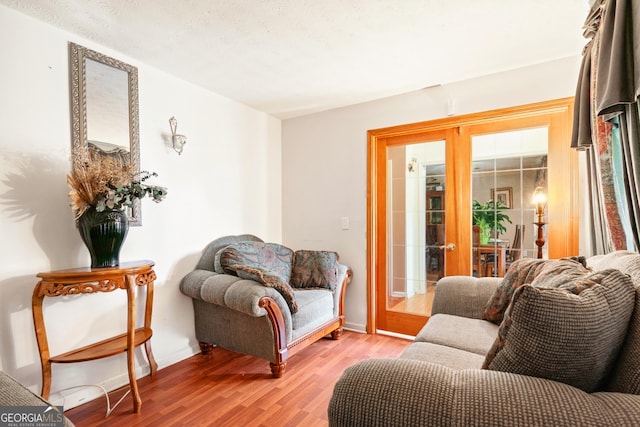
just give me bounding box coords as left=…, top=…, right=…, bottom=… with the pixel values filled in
left=180, top=235, right=351, bottom=377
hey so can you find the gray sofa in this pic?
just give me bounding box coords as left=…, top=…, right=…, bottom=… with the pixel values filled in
left=329, top=251, right=640, bottom=426
left=181, top=234, right=351, bottom=377
left=0, top=371, right=74, bottom=426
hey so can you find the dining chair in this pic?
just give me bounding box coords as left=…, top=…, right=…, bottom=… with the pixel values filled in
left=484, top=224, right=524, bottom=277
left=472, top=226, right=483, bottom=277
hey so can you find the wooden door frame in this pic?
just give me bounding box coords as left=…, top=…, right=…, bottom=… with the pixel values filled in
left=366, top=97, right=577, bottom=334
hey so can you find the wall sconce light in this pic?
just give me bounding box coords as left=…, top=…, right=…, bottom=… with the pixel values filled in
left=407, top=157, right=418, bottom=173
left=532, top=186, right=547, bottom=259
left=169, top=116, right=187, bottom=155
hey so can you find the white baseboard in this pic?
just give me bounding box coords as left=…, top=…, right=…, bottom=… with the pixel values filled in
left=375, top=329, right=415, bottom=341
left=343, top=322, right=366, bottom=333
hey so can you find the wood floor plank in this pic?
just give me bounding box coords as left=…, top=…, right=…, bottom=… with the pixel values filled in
left=65, top=331, right=410, bottom=426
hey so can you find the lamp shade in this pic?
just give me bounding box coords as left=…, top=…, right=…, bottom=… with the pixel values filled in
left=532, top=187, right=547, bottom=207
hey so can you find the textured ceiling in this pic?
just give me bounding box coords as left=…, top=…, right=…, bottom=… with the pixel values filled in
left=0, top=0, right=589, bottom=119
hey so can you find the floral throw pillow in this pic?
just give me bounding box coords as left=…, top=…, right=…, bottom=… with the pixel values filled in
left=290, top=250, right=339, bottom=290
left=219, top=241, right=294, bottom=282
left=482, top=257, right=588, bottom=324
left=530, top=256, right=589, bottom=289
left=234, top=265, right=298, bottom=313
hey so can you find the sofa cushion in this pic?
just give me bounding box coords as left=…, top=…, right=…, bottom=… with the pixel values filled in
left=291, top=289, right=334, bottom=332
left=414, top=314, right=498, bottom=356
left=483, top=269, right=635, bottom=392
left=234, top=264, right=298, bottom=313
left=290, top=250, right=340, bottom=290
left=588, top=251, right=640, bottom=394
left=401, top=342, right=487, bottom=370
left=607, top=284, right=640, bottom=394
left=218, top=241, right=294, bottom=281
left=483, top=257, right=588, bottom=324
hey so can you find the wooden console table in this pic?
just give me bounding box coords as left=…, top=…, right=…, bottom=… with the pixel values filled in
left=32, top=260, right=158, bottom=413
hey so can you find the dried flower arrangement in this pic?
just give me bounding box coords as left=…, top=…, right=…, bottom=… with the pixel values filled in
left=67, top=153, right=167, bottom=219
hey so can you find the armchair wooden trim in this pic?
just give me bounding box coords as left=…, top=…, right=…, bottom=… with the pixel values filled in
left=259, top=268, right=352, bottom=378
left=258, top=296, right=289, bottom=377
left=193, top=268, right=352, bottom=378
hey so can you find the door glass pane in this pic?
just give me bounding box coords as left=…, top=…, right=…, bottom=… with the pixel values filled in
left=471, top=127, right=548, bottom=277
left=387, top=141, right=445, bottom=316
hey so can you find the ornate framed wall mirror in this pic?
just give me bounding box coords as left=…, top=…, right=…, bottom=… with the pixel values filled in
left=69, top=42, right=142, bottom=225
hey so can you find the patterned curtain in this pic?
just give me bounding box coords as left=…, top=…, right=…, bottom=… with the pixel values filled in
left=571, top=0, right=640, bottom=253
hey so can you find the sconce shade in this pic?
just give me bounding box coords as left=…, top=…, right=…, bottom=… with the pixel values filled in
left=172, top=135, right=186, bottom=155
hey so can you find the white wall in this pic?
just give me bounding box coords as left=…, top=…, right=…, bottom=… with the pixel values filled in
left=0, top=4, right=281, bottom=408
left=281, top=56, right=582, bottom=332
left=0, top=0, right=585, bottom=408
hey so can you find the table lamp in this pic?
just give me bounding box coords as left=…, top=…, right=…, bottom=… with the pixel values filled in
left=532, top=187, right=547, bottom=259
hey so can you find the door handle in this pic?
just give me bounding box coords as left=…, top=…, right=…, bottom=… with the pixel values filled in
left=439, top=243, right=456, bottom=251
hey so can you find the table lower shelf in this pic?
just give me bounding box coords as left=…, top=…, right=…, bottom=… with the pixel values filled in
left=50, top=328, right=152, bottom=363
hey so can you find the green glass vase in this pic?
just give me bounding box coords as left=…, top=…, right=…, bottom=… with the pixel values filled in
left=77, top=207, right=129, bottom=268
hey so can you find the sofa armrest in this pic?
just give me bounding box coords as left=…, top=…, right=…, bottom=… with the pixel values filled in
left=329, top=359, right=640, bottom=427
left=329, top=359, right=455, bottom=426
left=431, top=276, right=501, bottom=319
left=0, top=372, right=74, bottom=426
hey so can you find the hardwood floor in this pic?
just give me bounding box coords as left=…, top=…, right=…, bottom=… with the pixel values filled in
left=65, top=331, right=410, bottom=426
left=389, top=285, right=436, bottom=316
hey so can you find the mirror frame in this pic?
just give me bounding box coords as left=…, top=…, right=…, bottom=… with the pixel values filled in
left=69, top=42, right=142, bottom=225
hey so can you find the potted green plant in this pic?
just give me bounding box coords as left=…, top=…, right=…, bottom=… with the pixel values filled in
left=472, top=199, right=512, bottom=244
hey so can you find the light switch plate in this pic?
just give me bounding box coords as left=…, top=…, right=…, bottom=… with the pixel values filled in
left=341, top=216, right=350, bottom=230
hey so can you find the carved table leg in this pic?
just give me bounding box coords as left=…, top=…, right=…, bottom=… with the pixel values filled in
left=32, top=289, right=52, bottom=398
left=126, top=280, right=142, bottom=413
left=199, top=341, right=216, bottom=354
left=144, top=340, right=158, bottom=376
left=40, top=361, right=52, bottom=399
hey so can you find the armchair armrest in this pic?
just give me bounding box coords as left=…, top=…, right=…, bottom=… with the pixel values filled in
left=431, top=276, right=501, bottom=319
left=181, top=270, right=293, bottom=321
left=333, top=264, right=352, bottom=318
left=329, top=359, right=640, bottom=427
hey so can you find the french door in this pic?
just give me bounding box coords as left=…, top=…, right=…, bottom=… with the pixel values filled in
left=367, top=98, right=577, bottom=336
